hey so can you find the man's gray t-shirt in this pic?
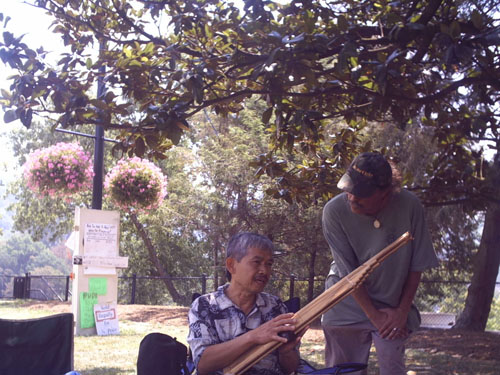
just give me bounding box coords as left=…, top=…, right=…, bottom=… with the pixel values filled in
left=321, top=189, right=439, bottom=329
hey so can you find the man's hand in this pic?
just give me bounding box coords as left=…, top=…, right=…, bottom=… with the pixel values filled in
left=278, top=324, right=308, bottom=375
left=368, top=309, right=388, bottom=331
left=278, top=325, right=308, bottom=354
left=377, top=307, right=409, bottom=339
left=250, top=313, right=297, bottom=345
left=353, top=272, right=422, bottom=341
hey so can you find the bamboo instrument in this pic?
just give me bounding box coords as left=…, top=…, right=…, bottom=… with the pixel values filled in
left=223, top=231, right=413, bottom=375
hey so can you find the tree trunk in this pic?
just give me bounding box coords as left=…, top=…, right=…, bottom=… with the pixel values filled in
left=214, top=241, right=219, bottom=290
left=307, top=249, right=317, bottom=303
left=453, top=201, right=500, bottom=331
left=129, top=212, right=185, bottom=304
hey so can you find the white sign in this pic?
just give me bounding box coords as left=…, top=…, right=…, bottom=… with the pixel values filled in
left=74, top=255, right=129, bottom=268
left=65, top=231, right=78, bottom=253
left=84, top=266, right=116, bottom=275
left=84, top=223, right=118, bottom=257
left=94, top=303, right=120, bottom=336
left=84, top=223, right=119, bottom=274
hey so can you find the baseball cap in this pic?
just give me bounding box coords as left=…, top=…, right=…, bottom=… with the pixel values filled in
left=337, top=152, right=392, bottom=198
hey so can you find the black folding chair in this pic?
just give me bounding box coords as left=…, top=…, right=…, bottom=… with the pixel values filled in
left=297, top=360, right=367, bottom=374
left=0, top=313, right=74, bottom=375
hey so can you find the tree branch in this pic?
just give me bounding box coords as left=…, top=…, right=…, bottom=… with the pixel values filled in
left=417, top=0, right=444, bottom=25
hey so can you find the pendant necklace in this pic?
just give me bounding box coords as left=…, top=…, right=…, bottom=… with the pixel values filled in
left=371, top=207, right=383, bottom=229
left=372, top=193, right=390, bottom=229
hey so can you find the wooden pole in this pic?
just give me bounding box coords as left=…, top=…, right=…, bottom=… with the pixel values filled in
left=223, top=231, right=413, bottom=375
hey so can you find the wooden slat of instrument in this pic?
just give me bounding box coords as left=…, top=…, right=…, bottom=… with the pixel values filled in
left=223, top=231, right=413, bottom=375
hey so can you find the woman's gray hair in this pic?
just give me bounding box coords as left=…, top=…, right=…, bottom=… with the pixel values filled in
left=226, top=232, right=274, bottom=281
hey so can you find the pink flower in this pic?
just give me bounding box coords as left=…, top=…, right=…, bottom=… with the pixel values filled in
left=23, top=142, right=94, bottom=200
left=104, top=157, right=167, bottom=213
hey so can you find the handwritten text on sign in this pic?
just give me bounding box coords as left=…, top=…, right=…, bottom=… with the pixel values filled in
left=84, top=223, right=118, bottom=257
left=74, top=255, right=128, bottom=268
left=79, top=292, right=98, bottom=329
left=94, top=303, right=120, bottom=336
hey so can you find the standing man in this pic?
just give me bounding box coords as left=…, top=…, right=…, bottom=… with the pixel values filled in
left=188, top=232, right=304, bottom=375
left=321, top=152, right=439, bottom=375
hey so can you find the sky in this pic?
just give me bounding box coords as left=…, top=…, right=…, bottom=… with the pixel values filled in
left=0, top=2, right=62, bottom=232
left=0, top=1, right=67, bottom=184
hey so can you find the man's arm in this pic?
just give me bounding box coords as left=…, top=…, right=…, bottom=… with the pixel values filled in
left=379, top=271, right=421, bottom=337
left=352, top=271, right=422, bottom=339
left=197, top=313, right=297, bottom=375
left=197, top=331, right=259, bottom=375
left=277, top=328, right=307, bottom=374
left=351, top=285, right=385, bottom=327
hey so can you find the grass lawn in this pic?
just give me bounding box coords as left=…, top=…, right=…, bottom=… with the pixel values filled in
left=1, top=299, right=499, bottom=374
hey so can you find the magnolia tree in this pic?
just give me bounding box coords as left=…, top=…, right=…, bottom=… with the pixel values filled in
left=3, top=0, right=499, bottom=326
left=23, top=142, right=94, bottom=200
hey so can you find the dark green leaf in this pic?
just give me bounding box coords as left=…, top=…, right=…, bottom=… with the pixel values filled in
left=19, top=108, right=33, bottom=128
left=471, top=10, right=482, bottom=29
left=0, top=88, right=10, bottom=99
left=3, top=31, right=14, bottom=46
left=337, top=15, right=348, bottom=31
left=3, top=109, right=17, bottom=123
left=89, top=99, right=109, bottom=111
left=262, top=107, right=273, bottom=124
left=25, top=49, right=37, bottom=59
left=135, top=137, right=146, bottom=157
left=450, top=21, right=461, bottom=38
left=145, top=134, right=159, bottom=148
left=282, top=33, right=304, bottom=44
left=268, top=31, right=282, bottom=39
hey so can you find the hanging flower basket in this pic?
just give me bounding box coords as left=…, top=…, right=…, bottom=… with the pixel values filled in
left=104, top=157, right=167, bottom=212
left=23, top=142, right=94, bottom=199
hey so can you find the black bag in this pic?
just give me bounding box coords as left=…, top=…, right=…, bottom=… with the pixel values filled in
left=137, top=332, right=190, bottom=375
